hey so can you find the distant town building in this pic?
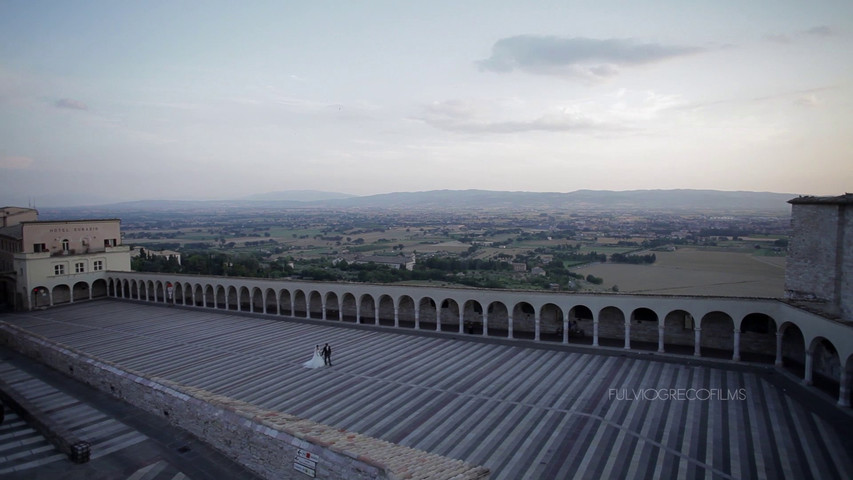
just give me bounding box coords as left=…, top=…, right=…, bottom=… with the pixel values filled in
left=511, top=262, right=527, bottom=272
left=531, top=266, right=546, bottom=276
left=131, top=246, right=182, bottom=266
left=352, top=254, right=416, bottom=271
left=0, top=207, right=131, bottom=310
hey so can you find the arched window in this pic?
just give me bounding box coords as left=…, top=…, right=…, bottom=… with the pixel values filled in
left=62, top=239, right=70, bottom=252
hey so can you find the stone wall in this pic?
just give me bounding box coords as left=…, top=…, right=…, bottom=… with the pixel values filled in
left=841, top=204, right=852, bottom=321
left=786, top=204, right=838, bottom=303
left=785, top=199, right=852, bottom=322
left=0, top=323, right=490, bottom=480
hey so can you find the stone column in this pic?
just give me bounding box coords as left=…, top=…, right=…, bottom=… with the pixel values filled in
left=414, top=307, right=420, bottom=330
left=563, top=315, right=569, bottom=345
left=374, top=307, right=379, bottom=326
left=839, top=369, right=851, bottom=407
left=508, top=314, right=514, bottom=339
left=483, top=311, right=489, bottom=337
left=693, top=328, right=701, bottom=356
left=321, top=298, right=327, bottom=320
left=593, top=319, right=599, bottom=347
left=775, top=332, right=784, bottom=367
left=804, top=351, right=813, bottom=385
left=732, top=330, right=741, bottom=361
left=657, top=324, right=665, bottom=353
left=459, top=310, right=464, bottom=334
left=394, top=305, right=399, bottom=328
left=356, top=304, right=361, bottom=324
left=534, top=312, right=541, bottom=341
left=624, top=321, right=631, bottom=350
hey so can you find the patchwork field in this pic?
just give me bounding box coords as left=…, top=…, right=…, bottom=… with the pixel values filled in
left=575, top=248, right=786, bottom=297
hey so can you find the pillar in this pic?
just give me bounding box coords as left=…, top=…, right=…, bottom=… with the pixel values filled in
left=624, top=321, right=631, bottom=350
left=414, top=308, right=420, bottom=330
left=775, top=332, right=784, bottom=367
left=459, top=310, right=464, bottom=334
left=693, top=328, right=701, bottom=356
left=534, top=312, right=540, bottom=341
left=839, top=369, right=850, bottom=407
left=508, top=315, right=514, bottom=339
left=321, top=298, right=327, bottom=320
left=356, top=304, right=361, bottom=324
left=374, top=307, right=379, bottom=326
left=563, top=315, right=569, bottom=345
left=657, top=324, right=665, bottom=353
left=804, top=351, right=813, bottom=385
left=592, top=319, right=599, bottom=347
left=483, top=311, right=489, bottom=337
left=732, top=330, right=741, bottom=361
left=394, top=305, right=399, bottom=328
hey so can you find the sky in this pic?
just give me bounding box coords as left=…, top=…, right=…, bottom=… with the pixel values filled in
left=1, top=1, right=851, bottom=205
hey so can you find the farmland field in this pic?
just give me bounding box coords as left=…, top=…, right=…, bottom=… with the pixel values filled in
left=575, top=247, right=785, bottom=297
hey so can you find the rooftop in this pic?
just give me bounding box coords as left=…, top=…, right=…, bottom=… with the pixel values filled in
left=3, top=300, right=851, bottom=479
left=788, top=193, right=853, bottom=205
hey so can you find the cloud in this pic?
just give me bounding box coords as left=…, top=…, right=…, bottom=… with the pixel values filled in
left=0, top=155, right=34, bottom=169
left=54, top=98, right=88, bottom=110
left=804, top=25, right=833, bottom=37
left=765, top=25, right=833, bottom=44
left=794, top=93, right=822, bottom=107
left=419, top=99, right=617, bottom=134
left=477, top=35, right=702, bottom=80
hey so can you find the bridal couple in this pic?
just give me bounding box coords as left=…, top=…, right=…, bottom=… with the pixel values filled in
left=303, top=343, right=332, bottom=368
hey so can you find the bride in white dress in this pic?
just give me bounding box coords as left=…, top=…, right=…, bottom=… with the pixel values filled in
left=303, top=345, right=326, bottom=369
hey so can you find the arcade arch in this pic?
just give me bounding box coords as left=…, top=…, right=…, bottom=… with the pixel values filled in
left=98, top=273, right=853, bottom=408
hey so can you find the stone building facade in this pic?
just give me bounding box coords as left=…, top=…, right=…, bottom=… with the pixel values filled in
left=786, top=193, right=852, bottom=321
left=0, top=208, right=131, bottom=311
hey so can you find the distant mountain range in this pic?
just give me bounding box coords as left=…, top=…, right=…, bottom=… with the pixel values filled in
left=35, top=189, right=798, bottom=218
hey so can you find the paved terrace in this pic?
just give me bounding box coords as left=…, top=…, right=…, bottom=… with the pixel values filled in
left=2, top=300, right=852, bottom=479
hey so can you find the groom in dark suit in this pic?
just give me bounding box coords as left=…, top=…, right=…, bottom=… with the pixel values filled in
left=322, top=343, right=332, bottom=366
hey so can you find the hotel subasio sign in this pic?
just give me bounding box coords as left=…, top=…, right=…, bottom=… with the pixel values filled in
left=48, top=227, right=100, bottom=233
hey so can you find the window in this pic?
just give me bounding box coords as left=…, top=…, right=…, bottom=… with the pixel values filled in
left=62, top=239, right=70, bottom=251
left=33, top=243, right=47, bottom=252
left=54, top=264, right=65, bottom=275
left=93, top=260, right=103, bottom=271
left=75, top=262, right=85, bottom=273
left=104, top=238, right=117, bottom=247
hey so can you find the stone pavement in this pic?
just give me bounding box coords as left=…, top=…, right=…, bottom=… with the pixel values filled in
left=2, top=300, right=853, bottom=479
left=0, top=345, right=261, bottom=480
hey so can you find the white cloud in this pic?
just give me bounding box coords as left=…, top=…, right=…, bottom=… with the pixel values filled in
left=419, top=99, right=615, bottom=134
left=794, top=93, right=822, bottom=107
left=477, top=35, right=703, bottom=81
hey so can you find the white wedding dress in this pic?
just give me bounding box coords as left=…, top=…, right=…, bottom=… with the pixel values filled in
left=303, top=348, right=326, bottom=369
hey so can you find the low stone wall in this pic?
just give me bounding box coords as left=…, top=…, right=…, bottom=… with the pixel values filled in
left=0, top=323, right=490, bottom=480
